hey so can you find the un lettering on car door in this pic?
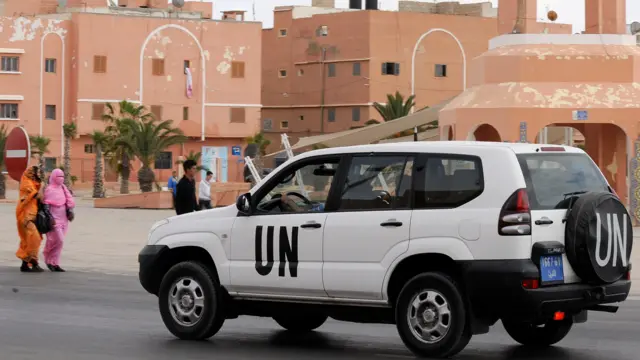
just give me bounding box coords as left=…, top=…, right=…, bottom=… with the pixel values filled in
left=254, top=225, right=298, bottom=277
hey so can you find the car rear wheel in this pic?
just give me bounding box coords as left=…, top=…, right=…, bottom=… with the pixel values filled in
left=395, top=272, right=471, bottom=358
left=502, top=318, right=573, bottom=347
left=273, top=313, right=328, bottom=332
left=158, top=261, right=226, bottom=340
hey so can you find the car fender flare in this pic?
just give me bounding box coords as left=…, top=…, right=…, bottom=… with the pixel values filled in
left=381, top=237, right=474, bottom=301
left=155, top=231, right=231, bottom=287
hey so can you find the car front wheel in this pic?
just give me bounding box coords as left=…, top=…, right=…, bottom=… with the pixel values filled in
left=158, top=261, right=226, bottom=340
left=395, top=272, right=471, bottom=358
left=502, top=318, right=573, bottom=347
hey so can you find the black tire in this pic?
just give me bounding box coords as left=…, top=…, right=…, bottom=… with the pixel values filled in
left=273, top=313, right=328, bottom=332
left=395, top=272, right=471, bottom=358
left=502, top=319, right=573, bottom=347
left=158, top=261, right=226, bottom=340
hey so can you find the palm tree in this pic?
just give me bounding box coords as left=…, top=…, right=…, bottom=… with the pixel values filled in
left=116, top=118, right=187, bottom=193
left=245, top=132, right=271, bottom=176
left=62, top=122, right=77, bottom=188
left=175, top=150, right=208, bottom=172
left=103, top=100, right=154, bottom=195
left=29, top=135, right=51, bottom=182
left=373, top=91, right=416, bottom=122
left=0, top=125, right=8, bottom=199
left=90, top=131, right=108, bottom=199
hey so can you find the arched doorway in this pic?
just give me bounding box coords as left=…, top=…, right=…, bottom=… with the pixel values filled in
left=470, top=124, right=501, bottom=142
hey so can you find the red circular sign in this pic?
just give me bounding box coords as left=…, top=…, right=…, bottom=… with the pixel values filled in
left=3, top=126, right=31, bottom=182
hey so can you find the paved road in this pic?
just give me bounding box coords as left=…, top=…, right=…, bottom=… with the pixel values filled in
left=0, top=267, right=638, bottom=360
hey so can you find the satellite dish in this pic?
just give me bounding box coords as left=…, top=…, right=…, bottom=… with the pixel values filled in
left=631, top=21, right=640, bottom=35
left=58, top=0, right=67, bottom=7
left=172, top=0, right=184, bottom=8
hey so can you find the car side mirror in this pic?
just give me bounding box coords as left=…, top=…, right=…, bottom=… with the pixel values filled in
left=236, top=192, right=252, bottom=215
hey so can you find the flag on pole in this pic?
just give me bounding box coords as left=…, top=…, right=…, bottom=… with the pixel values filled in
left=185, top=67, right=193, bottom=99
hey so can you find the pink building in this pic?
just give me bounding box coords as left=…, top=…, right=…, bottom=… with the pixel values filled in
left=0, top=0, right=261, bottom=184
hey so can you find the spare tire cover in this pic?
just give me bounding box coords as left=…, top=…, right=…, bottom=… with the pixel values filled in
left=565, top=192, right=633, bottom=284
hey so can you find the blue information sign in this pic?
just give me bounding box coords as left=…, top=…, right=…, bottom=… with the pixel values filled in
left=231, top=146, right=241, bottom=156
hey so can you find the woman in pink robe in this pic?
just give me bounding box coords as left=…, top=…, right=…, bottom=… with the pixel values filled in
left=42, top=168, right=75, bottom=272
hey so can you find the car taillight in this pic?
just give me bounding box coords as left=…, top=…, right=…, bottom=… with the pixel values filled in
left=522, top=279, right=539, bottom=289
left=625, top=271, right=631, bottom=281
left=498, top=188, right=531, bottom=236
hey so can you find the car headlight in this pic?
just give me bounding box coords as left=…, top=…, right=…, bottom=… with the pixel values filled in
left=148, top=219, right=169, bottom=243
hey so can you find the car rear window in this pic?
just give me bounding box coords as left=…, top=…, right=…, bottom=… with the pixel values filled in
left=516, top=153, right=609, bottom=210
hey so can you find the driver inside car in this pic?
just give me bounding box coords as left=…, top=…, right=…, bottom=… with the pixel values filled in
left=279, top=192, right=325, bottom=213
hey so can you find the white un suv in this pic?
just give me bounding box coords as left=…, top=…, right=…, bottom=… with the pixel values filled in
left=139, top=141, right=633, bottom=358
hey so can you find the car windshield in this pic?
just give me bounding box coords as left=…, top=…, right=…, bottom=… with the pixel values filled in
left=517, top=153, right=609, bottom=210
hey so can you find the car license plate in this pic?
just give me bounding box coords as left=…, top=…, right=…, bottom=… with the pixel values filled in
left=540, top=255, right=564, bottom=284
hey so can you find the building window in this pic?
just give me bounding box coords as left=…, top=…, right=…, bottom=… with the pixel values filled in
left=281, top=121, right=289, bottom=129
left=278, top=69, right=287, bottom=78
left=263, top=118, right=273, bottom=130
left=297, top=69, right=304, bottom=76
left=299, top=115, right=304, bottom=121
left=327, top=108, right=336, bottom=122
left=316, top=25, right=329, bottom=37
left=231, top=61, right=245, bottom=78
left=352, top=62, right=361, bottom=76
left=150, top=105, right=162, bottom=120
left=327, top=63, right=336, bottom=77
left=184, top=60, right=191, bottom=74
left=45, top=58, right=57, bottom=73
left=94, top=55, right=107, bottom=73
left=435, top=64, right=447, bottom=77
left=91, top=103, right=105, bottom=120
left=0, top=103, right=18, bottom=119
left=278, top=28, right=288, bottom=37
left=352, top=108, right=360, bottom=122
left=183, top=106, right=189, bottom=121
left=152, top=58, right=165, bottom=76
left=84, top=144, right=95, bottom=154
left=382, top=62, right=400, bottom=76
left=154, top=151, right=172, bottom=170
left=45, top=105, right=56, bottom=120
left=230, top=107, right=246, bottom=123
left=1, top=56, right=19, bottom=72
left=44, top=157, right=57, bottom=172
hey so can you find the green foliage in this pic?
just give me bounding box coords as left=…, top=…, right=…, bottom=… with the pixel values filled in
left=246, top=132, right=271, bottom=156
left=373, top=91, right=416, bottom=122
left=176, top=150, right=208, bottom=172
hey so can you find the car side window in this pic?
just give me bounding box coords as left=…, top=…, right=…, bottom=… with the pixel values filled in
left=255, top=158, right=340, bottom=214
left=415, top=155, right=483, bottom=209
left=338, top=155, right=414, bottom=211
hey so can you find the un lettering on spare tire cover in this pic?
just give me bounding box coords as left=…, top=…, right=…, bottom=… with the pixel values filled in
left=564, top=192, right=633, bottom=284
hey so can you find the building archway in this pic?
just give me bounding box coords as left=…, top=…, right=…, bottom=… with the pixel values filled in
left=410, top=28, right=467, bottom=110
left=468, top=124, right=501, bottom=142
left=139, top=24, right=207, bottom=140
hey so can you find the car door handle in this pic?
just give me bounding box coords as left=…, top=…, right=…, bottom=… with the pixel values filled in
left=380, top=221, right=403, bottom=227
left=535, top=218, right=553, bottom=225
left=300, top=222, right=322, bottom=229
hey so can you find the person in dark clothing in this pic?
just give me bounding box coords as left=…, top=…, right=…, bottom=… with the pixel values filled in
left=175, top=160, right=198, bottom=215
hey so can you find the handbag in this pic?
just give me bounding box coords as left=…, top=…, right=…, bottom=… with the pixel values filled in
left=35, top=200, right=54, bottom=234
left=66, top=207, right=75, bottom=222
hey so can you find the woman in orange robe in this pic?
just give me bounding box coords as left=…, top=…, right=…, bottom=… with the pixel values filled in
left=15, top=166, right=45, bottom=272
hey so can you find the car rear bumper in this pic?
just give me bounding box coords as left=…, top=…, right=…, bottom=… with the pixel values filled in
left=459, top=259, right=631, bottom=321
left=138, top=245, right=169, bottom=295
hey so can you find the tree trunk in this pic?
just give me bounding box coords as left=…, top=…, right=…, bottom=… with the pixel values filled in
left=0, top=172, right=5, bottom=200
left=38, top=156, right=46, bottom=184
left=137, top=166, right=155, bottom=193
left=63, top=136, right=72, bottom=189
left=93, top=145, right=105, bottom=198
left=120, top=152, right=130, bottom=194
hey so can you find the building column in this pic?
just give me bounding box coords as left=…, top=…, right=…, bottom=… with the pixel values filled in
left=584, top=124, right=628, bottom=206
left=584, top=0, right=627, bottom=34
left=498, top=0, right=537, bottom=34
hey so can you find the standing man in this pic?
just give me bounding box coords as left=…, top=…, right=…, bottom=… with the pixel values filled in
left=175, top=160, right=198, bottom=215
left=199, top=171, right=213, bottom=210
left=167, top=171, right=178, bottom=209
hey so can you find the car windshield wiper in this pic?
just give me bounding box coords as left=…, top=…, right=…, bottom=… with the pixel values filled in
left=562, top=190, right=588, bottom=199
